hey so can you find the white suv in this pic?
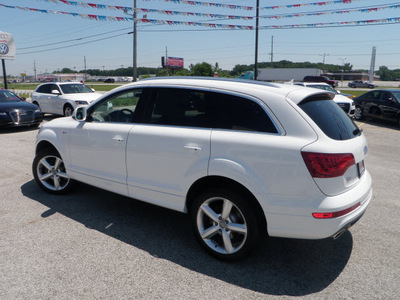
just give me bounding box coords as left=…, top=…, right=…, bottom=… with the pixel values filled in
left=32, top=78, right=372, bottom=261
left=32, top=82, right=102, bottom=116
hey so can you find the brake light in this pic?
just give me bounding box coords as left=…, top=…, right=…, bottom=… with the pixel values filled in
left=313, top=202, right=360, bottom=219
left=301, top=152, right=355, bottom=178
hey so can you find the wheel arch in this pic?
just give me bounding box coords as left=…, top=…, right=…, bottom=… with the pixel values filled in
left=35, top=140, right=60, bottom=156
left=186, top=176, right=267, bottom=232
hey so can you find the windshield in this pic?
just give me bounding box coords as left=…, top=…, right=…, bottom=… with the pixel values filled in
left=306, top=84, right=337, bottom=94
left=60, top=84, right=93, bottom=94
left=0, top=90, right=22, bottom=102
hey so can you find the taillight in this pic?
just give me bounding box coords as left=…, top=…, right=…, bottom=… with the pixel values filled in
left=301, top=152, right=355, bottom=178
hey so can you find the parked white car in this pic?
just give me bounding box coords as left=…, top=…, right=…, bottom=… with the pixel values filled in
left=32, top=82, right=102, bottom=116
left=290, top=82, right=355, bottom=116
left=32, top=78, right=372, bottom=261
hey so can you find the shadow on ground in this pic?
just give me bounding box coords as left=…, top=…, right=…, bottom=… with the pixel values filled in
left=22, top=180, right=353, bottom=296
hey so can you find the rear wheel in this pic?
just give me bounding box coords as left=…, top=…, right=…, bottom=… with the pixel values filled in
left=190, top=189, right=262, bottom=261
left=64, top=105, right=73, bottom=117
left=354, top=106, right=363, bottom=120
left=32, top=148, right=74, bottom=194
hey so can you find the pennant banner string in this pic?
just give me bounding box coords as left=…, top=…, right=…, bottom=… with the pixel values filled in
left=25, top=0, right=400, bottom=21
left=261, top=0, right=361, bottom=10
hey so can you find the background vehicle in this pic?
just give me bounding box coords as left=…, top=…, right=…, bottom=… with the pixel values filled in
left=303, top=76, right=338, bottom=87
left=353, top=89, right=400, bottom=126
left=291, top=82, right=355, bottom=116
left=0, top=89, right=42, bottom=128
left=103, top=78, right=115, bottom=83
left=348, top=80, right=378, bottom=89
left=32, top=78, right=372, bottom=261
left=32, top=82, right=102, bottom=116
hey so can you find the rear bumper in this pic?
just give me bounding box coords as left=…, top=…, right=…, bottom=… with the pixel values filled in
left=264, top=171, right=372, bottom=239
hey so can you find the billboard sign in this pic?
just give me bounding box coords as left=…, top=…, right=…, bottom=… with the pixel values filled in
left=0, top=31, right=16, bottom=60
left=162, top=56, right=184, bottom=69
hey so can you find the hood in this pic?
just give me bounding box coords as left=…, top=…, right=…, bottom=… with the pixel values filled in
left=0, top=100, right=39, bottom=111
left=333, top=94, right=353, bottom=104
left=61, top=92, right=102, bottom=102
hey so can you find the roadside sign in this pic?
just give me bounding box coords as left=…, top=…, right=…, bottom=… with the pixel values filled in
left=0, top=31, right=16, bottom=60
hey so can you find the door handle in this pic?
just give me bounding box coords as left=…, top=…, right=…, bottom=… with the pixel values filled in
left=112, top=137, right=124, bottom=142
left=184, top=145, right=202, bottom=151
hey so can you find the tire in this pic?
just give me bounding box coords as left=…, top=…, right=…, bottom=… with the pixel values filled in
left=354, top=106, right=363, bottom=120
left=64, top=105, right=73, bottom=117
left=32, top=148, right=74, bottom=194
left=190, top=189, right=262, bottom=261
left=368, top=85, right=374, bottom=89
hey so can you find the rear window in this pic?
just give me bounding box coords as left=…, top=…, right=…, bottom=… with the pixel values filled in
left=299, top=97, right=360, bottom=140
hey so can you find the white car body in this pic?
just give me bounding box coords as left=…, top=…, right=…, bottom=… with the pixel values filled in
left=33, top=78, right=372, bottom=260
left=32, top=82, right=102, bottom=116
left=289, top=82, right=356, bottom=116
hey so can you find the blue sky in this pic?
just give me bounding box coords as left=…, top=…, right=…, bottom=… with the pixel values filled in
left=1, top=0, right=400, bottom=76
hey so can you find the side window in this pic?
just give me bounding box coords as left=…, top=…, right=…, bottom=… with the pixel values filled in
left=148, top=88, right=208, bottom=128
left=37, top=84, right=50, bottom=94
left=209, top=92, right=278, bottom=133
left=88, top=88, right=143, bottom=123
left=381, top=92, right=392, bottom=102
left=50, top=84, right=61, bottom=94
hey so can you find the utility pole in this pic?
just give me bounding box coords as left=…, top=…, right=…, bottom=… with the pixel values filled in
left=133, top=0, right=138, bottom=82
left=84, top=56, right=87, bottom=81
left=34, top=60, right=37, bottom=82
left=254, top=0, right=260, bottom=80
left=339, top=57, right=346, bottom=85
left=270, top=35, right=274, bottom=68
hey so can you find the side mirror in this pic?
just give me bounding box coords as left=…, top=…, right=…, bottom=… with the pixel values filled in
left=73, top=106, right=87, bottom=121
left=51, top=90, right=61, bottom=95
left=337, top=90, right=341, bottom=94
left=91, top=88, right=96, bottom=92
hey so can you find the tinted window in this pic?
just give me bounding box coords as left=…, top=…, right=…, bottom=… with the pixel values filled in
left=36, top=84, right=51, bottom=93
left=209, top=92, right=277, bottom=133
left=88, top=88, right=144, bottom=123
left=149, top=88, right=208, bottom=127
left=146, top=88, right=277, bottom=133
left=299, top=96, right=360, bottom=140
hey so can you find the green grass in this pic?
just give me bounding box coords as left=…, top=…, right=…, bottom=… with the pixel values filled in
left=340, top=90, right=365, bottom=97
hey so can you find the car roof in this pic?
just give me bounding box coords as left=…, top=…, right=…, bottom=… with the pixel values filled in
left=111, top=77, right=334, bottom=105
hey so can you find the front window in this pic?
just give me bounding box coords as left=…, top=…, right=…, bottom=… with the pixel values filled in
left=60, top=84, right=93, bottom=94
left=0, top=90, right=22, bottom=102
left=88, top=89, right=143, bottom=123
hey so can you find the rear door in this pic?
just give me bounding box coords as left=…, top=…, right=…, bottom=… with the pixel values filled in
left=125, top=87, right=211, bottom=211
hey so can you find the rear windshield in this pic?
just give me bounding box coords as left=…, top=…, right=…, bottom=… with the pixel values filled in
left=299, top=97, right=360, bottom=140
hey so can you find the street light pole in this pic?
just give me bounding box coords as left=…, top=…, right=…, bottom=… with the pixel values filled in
left=133, top=0, right=137, bottom=82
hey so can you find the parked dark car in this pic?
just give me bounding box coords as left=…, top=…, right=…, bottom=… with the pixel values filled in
left=353, top=89, right=400, bottom=127
left=303, top=76, right=338, bottom=87
left=348, top=80, right=378, bottom=89
left=104, top=78, right=115, bottom=83
left=0, top=90, right=43, bottom=128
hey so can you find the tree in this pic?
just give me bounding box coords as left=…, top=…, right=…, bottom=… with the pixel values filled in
left=190, top=62, right=213, bottom=76
left=377, top=66, right=396, bottom=81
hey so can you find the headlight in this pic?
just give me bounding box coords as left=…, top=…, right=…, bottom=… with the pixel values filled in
left=0, top=112, right=7, bottom=116
left=75, top=101, right=88, bottom=105
left=34, top=109, right=41, bottom=113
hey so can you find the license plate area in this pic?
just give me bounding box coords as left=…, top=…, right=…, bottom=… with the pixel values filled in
left=357, top=160, right=365, bottom=177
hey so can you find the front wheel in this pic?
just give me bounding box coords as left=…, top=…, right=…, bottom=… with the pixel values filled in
left=354, top=106, right=364, bottom=120
left=190, top=189, right=262, bottom=261
left=64, top=105, right=73, bottom=117
left=32, top=148, right=74, bottom=194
